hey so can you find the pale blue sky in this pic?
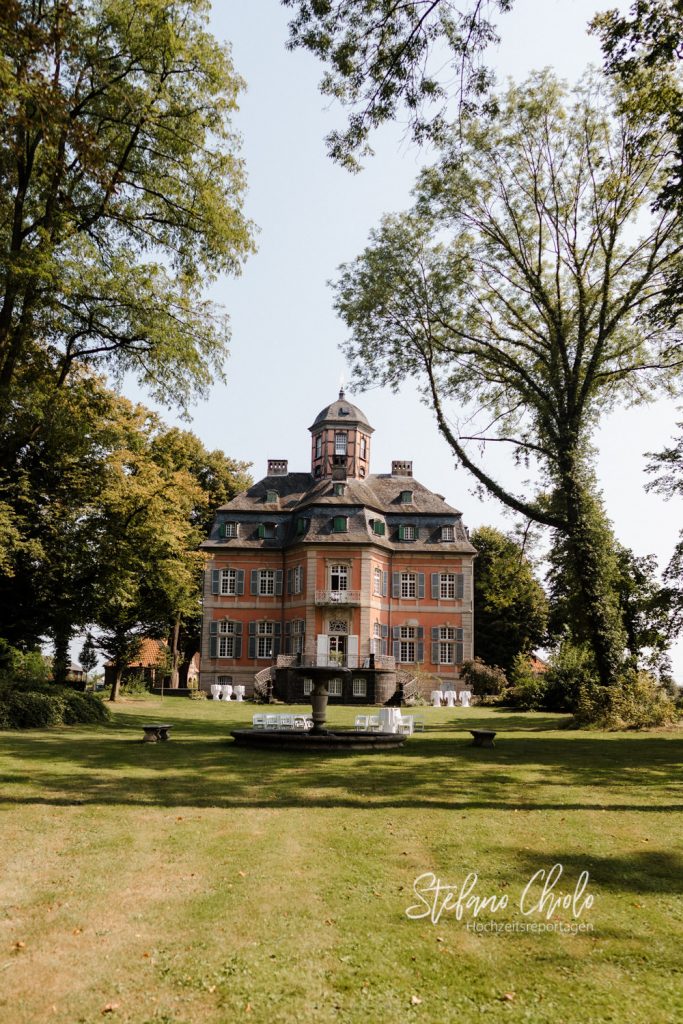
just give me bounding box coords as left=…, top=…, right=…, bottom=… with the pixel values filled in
left=130, top=0, right=683, bottom=679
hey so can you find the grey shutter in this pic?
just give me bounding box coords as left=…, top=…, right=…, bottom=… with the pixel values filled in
left=456, top=628, right=464, bottom=641
left=417, top=573, right=425, bottom=599
left=234, top=635, right=242, bottom=659
left=248, top=621, right=257, bottom=659
left=392, top=572, right=401, bottom=598
left=250, top=570, right=258, bottom=595
left=381, top=624, right=389, bottom=639
left=431, top=641, right=439, bottom=664
left=456, top=573, right=465, bottom=599
left=392, top=626, right=401, bottom=640
left=382, top=572, right=388, bottom=597
left=284, top=620, right=291, bottom=655
left=381, top=640, right=387, bottom=656
left=273, top=621, right=282, bottom=657
left=237, top=570, right=245, bottom=596
left=414, top=526, right=420, bottom=539
left=287, top=569, right=293, bottom=595
left=211, top=570, right=220, bottom=595
left=417, top=641, right=424, bottom=663
left=209, top=620, right=218, bottom=659
left=275, top=570, right=283, bottom=596
left=393, top=640, right=400, bottom=660
left=431, top=573, right=439, bottom=599
left=455, top=642, right=464, bottom=664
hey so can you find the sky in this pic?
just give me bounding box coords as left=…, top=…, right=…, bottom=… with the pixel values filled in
left=126, top=0, right=683, bottom=679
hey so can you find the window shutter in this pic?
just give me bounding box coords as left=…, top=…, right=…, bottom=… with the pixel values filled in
left=456, top=573, right=465, bottom=599
left=392, top=626, right=401, bottom=640
left=275, top=570, right=283, bottom=596
left=392, top=640, right=400, bottom=660
left=209, top=620, right=218, bottom=659
left=417, top=641, right=424, bottom=663
left=250, top=570, right=258, bottom=595
left=414, top=526, right=420, bottom=539
left=392, top=573, right=401, bottom=598
left=416, top=626, right=424, bottom=640
left=455, top=642, right=464, bottom=664
left=211, top=570, right=220, bottom=595
left=237, top=570, right=245, bottom=596
left=382, top=571, right=388, bottom=597
left=456, top=627, right=464, bottom=641
left=431, top=626, right=440, bottom=641
left=273, top=621, right=281, bottom=657
left=287, top=569, right=293, bottom=595
left=234, top=636, right=242, bottom=659
left=248, top=621, right=256, bottom=660
left=431, top=641, right=439, bottom=664
left=284, top=620, right=291, bottom=655
left=381, top=624, right=389, bottom=639
left=431, top=573, right=439, bottom=599
left=381, top=640, right=387, bottom=656
left=417, top=573, right=425, bottom=599
left=257, top=523, right=265, bottom=539
left=218, top=523, right=225, bottom=538
left=235, top=621, right=243, bottom=635
left=398, top=524, right=405, bottom=541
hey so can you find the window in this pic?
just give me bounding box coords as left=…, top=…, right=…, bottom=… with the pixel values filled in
left=258, top=522, right=276, bottom=540
left=373, top=621, right=382, bottom=638
left=334, top=432, right=347, bottom=456
left=433, top=625, right=464, bottom=665
left=220, top=521, right=238, bottom=538
left=315, top=434, right=322, bottom=459
left=401, top=572, right=417, bottom=598
left=333, top=482, right=345, bottom=496
left=218, top=620, right=237, bottom=658
left=296, top=517, right=307, bottom=535
left=360, top=435, right=367, bottom=459
left=291, top=619, right=305, bottom=655
left=373, top=566, right=383, bottom=595
left=217, top=675, right=233, bottom=684
left=400, top=524, right=416, bottom=541
left=256, top=621, right=274, bottom=659
left=399, top=625, right=417, bottom=663
left=259, top=570, right=275, bottom=596
left=303, top=677, right=313, bottom=696
left=266, top=489, right=278, bottom=504
left=400, top=490, right=413, bottom=504
left=330, top=564, right=349, bottom=592
left=352, top=677, right=367, bottom=697
left=372, top=519, right=385, bottom=536
left=293, top=565, right=303, bottom=594
left=441, top=525, right=454, bottom=541
left=332, top=515, right=348, bottom=533
left=328, top=677, right=343, bottom=696
left=220, top=569, right=238, bottom=596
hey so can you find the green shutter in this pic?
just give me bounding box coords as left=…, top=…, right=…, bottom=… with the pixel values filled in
left=258, top=523, right=265, bottom=539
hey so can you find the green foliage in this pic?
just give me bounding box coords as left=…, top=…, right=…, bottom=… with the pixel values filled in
left=0, top=0, right=254, bottom=414
left=507, top=653, right=549, bottom=711
left=0, top=641, right=52, bottom=685
left=79, top=635, right=98, bottom=678
left=334, top=71, right=680, bottom=686
left=574, top=671, right=680, bottom=731
left=460, top=657, right=507, bottom=696
left=2, top=690, right=65, bottom=728
left=188, top=689, right=207, bottom=700
left=471, top=526, right=548, bottom=674
left=121, top=673, right=150, bottom=696
left=0, top=679, right=111, bottom=728
left=60, top=690, right=111, bottom=725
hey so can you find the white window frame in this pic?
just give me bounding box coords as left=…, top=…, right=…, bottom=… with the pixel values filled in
left=400, top=572, right=417, bottom=598
left=256, top=620, right=274, bottom=659
left=293, top=565, right=304, bottom=594
left=223, top=522, right=238, bottom=538
left=360, top=435, right=367, bottom=459
left=352, top=677, right=367, bottom=697
left=218, top=620, right=236, bottom=658
left=303, top=677, right=313, bottom=696
left=402, top=524, right=416, bottom=540
left=399, top=625, right=416, bottom=663
left=315, top=434, right=322, bottom=459
left=441, top=525, right=454, bottom=541
left=220, top=568, right=238, bottom=596
left=373, top=566, right=383, bottom=595
left=334, top=432, right=347, bottom=455
left=291, top=619, right=305, bottom=655
left=328, top=677, right=343, bottom=696
left=258, top=569, right=275, bottom=596
left=440, top=573, right=456, bottom=599
left=330, top=564, right=349, bottom=592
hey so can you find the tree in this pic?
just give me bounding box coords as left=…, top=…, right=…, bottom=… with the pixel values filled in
left=78, top=634, right=98, bottom=681
left=646, top=422, right=683, bottom=640
left=0, top=0, right=254, bottom=442
left=282, top=0, right=513, bottom=168
left=334, top=72, right=682, bottom=687
left=470, top=526, right=547, bottom=675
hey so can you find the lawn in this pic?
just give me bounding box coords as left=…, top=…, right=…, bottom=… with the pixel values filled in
left=0, top=700, right=681, bottom=1024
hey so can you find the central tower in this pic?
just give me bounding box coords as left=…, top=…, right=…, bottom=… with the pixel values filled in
left=309, top=389, right=374, bottom=481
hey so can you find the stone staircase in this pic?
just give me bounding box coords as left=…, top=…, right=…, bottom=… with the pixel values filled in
left=253, top=665, right=275, bottom=702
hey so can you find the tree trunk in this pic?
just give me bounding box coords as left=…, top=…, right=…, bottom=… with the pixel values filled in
left=169, top=618, right=180, bottom=688
left=52, top=629, right=71, bottom=686
left=561, top=471, right=624, bottom=687
left=109, top=665, right=123, bottom=702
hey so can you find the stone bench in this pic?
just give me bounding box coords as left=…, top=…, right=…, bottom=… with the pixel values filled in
left=142, top=724, right=172, bottom=743
left=470, top=729, right=496, bottom=748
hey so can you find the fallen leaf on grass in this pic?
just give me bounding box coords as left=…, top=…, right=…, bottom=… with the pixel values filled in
left=238, top=870, right=247, bottom=877
left=72, top=928, right=82, bottom=935
left=411, top=995, right=423, bottom=1005
left=102, top=1003, right=119, bottom=1014
left=502, top=993, right=515, bottom=1002
left=12, top=942, right=25, bottom=951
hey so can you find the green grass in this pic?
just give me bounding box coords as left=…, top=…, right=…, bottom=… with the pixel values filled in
left=0, top=700, right=681, bottom=1024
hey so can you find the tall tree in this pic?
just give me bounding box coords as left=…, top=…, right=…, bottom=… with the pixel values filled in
left=471, top=526, right=548, bottom=674
left=334, top=72, right=682, bottom=687
left=0, top=0, right=254, bottom=440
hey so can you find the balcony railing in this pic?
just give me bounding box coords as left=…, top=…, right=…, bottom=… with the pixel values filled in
left=276, top=653, right=396, bottom=671
left=314, top=589, right=361, bottom=606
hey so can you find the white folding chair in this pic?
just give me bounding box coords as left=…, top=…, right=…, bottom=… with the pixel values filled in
left=354, top=715, right=369, bottom=731
left=412, top=715, right=425, bottom=732
left=265, top=714, right=279, bottom=730
left=398, top=716, right=414, bottom=735
left=252, top=714, right=266, bottom=729
left=279, top=714, right=295, bottom=730
left=368, top=715, right=380, bottom=732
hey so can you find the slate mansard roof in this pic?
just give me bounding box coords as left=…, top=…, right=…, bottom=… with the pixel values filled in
left=201, top=472, right=476, bottom=553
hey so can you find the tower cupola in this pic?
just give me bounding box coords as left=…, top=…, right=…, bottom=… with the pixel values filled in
left=309, top=389, right=374, bottom=481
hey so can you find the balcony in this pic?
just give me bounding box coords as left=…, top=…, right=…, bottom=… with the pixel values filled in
left=315, top=589, right=361, bottom=606
left=276, top=653, right=396, bottom=671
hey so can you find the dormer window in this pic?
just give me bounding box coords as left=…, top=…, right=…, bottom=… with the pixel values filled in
left=398, top=524, right=417, bottom=541
left=333, top=482, right=345, bottom=496
left=332, top=515, right=348, bottom=533
left=258, top=522, right=276, bottom=540
left=296, top=517, right=308, bottom=536
left=400, top=490, right=413, bottom=504
left=372, top=519, right=385, bottom=537
left=219, top=521, right=238, bottom=539
left=441, top=525, right=454, bottom=541
left=266, top=489, right=278, bottom=504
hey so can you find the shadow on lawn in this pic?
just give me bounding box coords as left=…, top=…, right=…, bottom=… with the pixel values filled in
left=1, top=706, right=681, bottom=820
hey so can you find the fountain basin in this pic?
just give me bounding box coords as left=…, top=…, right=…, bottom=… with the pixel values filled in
left=230, top=728, right=407, bottom=752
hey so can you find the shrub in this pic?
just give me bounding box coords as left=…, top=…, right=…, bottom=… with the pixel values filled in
left=121, top=672, right=149, bottom=695
left=507, top=653, right=550, bottom=710
left=61, top=690, right=111, bottom=725
left=542, top=643, right=598, bottom=713
left=188, top=689, right=207, bottom=700
left=575, top=671, right=680, bottom=730
left=4, top=691, right=65, bottom=728
left=460, top=658, right=507, bottom=696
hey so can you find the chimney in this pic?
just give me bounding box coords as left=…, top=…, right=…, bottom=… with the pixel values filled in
left=267, top=459, right=288, bottom=476
left=391, top=460, right=413, bottom=477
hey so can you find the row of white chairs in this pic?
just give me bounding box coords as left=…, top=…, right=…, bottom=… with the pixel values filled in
left=354, top=714, right=424, bottom=735
left=211, top=684, right=245, bottom=701
left=253, top=713, right=313, bottom=731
